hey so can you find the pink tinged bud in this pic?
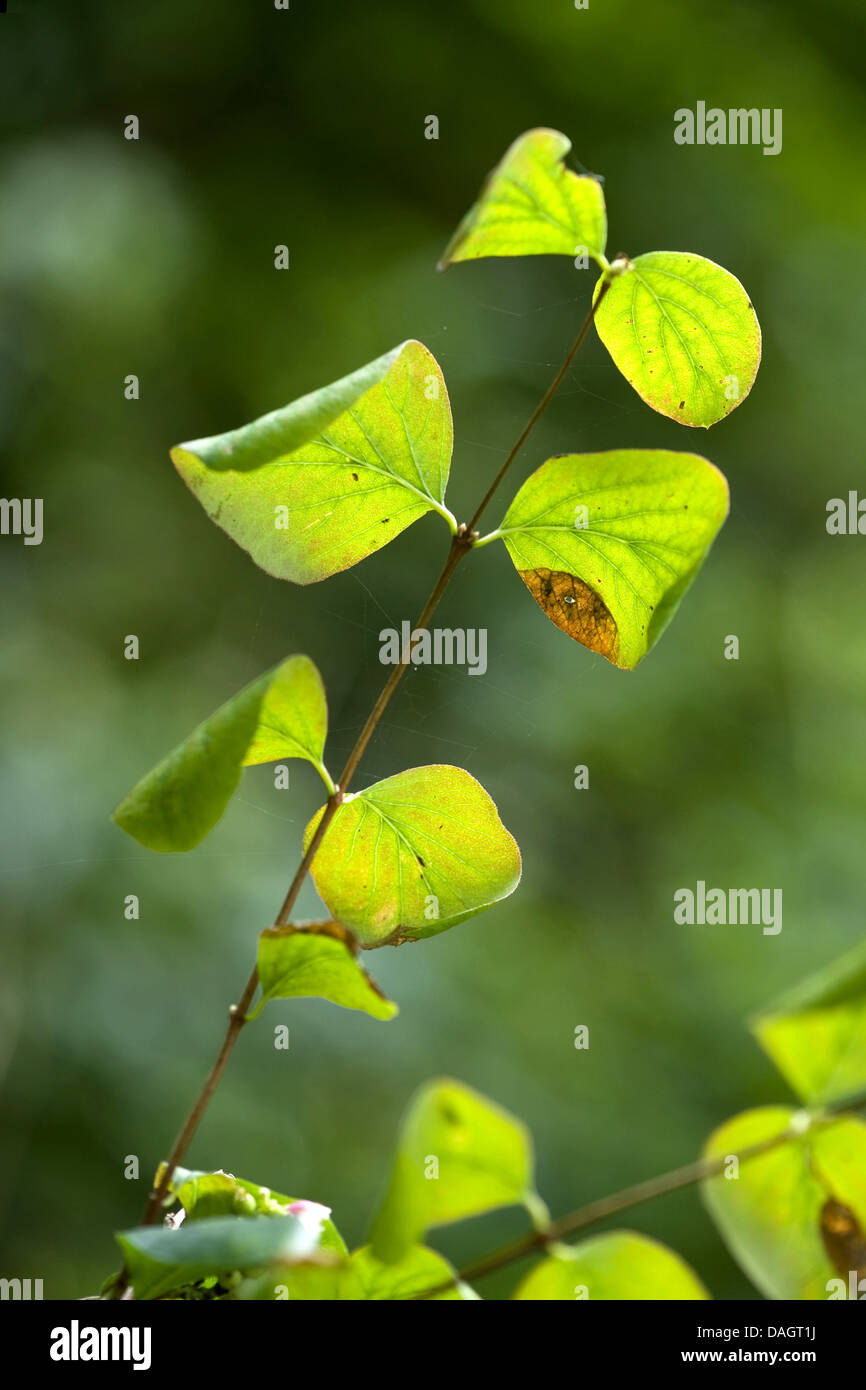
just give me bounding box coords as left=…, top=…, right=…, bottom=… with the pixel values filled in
left=286, top=1199, right=331, bottom=1234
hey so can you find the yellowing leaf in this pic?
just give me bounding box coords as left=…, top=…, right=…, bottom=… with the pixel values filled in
left=499, top=450, right=729, bottom=669
left=594, top=251, right=761, bottom=427
left=304, top=765, right=521, bottom=948
left=513, top=1232, right=709, bottom=1300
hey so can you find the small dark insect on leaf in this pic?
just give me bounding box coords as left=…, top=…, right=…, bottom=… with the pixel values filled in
left=820, top=1197, right=866, bottom=1280
left=352, top=472, right=359, bottom=481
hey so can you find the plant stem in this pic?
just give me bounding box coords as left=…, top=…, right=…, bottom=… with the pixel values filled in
left=415, top=1094, right=866, bottom=1298
left=133, top=285, right=609, bottom=1248
left=466, top=278, right=612, bottom=533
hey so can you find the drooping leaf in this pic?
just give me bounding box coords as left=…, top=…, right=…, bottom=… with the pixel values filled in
left=112, top=654, right=330, bottom=851
left=498, top=450, right=729, bottom=669
left=172, top=340, right=455, bottom=583
left=513, top=1232, right=709, bottom=1300
left=701, top=1106, right=866, bottom=1300
left=304, top=765, right=521, bottom=948
left=370, top=1078, right=539, bottom=1264
left=438, top=128, right=607, bottom=270
left=751, top=938, right=866, bottom=1106
left=116, top=1214, right=324, bottom=1300
left=594, top=251, right=761, bottom=427
left=248, top=923, right=398, bottom=1021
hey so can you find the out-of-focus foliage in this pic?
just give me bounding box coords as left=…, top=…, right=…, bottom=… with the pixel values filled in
left=1, top=0, right=865, bottom=1299
left=702, top=1109, right=866, bottom=1300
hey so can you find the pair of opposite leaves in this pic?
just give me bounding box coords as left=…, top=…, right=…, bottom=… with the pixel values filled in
left=173, top=128, right=760, bottom=674
left=113, top=654, right=522, bottom=993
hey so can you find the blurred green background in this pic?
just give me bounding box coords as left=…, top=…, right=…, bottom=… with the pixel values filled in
left=1, top=0, right=865, bottom=1299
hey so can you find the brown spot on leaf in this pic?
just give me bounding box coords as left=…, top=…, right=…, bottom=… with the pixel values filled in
left=519, top=567, right=619, bottom=665
left=820, top=1198, right=866, bottom=1280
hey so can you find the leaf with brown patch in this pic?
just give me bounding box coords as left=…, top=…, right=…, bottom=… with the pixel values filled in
left=499, top=449, right=729, bottom=669
left=520, top=567, right=619, bottom=663
left=820, top=1198, right=866, bottom=1281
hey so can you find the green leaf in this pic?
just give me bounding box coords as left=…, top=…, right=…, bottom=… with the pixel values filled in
left=370, top=1078, right=539, bottom=1264
left=116, top=1214, right=324, bottom=1300
left=112, top=654, right=330, bottom=851
left=249, top=923, right=398, bottom=1021
left=594, top=251, right=761, bottom=427
left=497, top=449, right=729, bottom=669
left=701, top=1107, right=866, bottom=1300
left=238, top=1244, right=478, bottom=1301
left=513, top=1232, right=709, bottom=1300
left=163, top=1167, right=347, bottom=1257
left=304, top=765, right=521, bottom=948
left=345, top=1244, right=479, bottom=1301
left=171, top=340, right=456, bottom=583
left=438, top=128, right=607, bottom=270
left=751, top=939, right=866, bottom=1106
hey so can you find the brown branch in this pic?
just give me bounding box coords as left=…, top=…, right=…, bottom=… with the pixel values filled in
left=125, top=281, right=609, bottom=1281
left=415, top=1093, right=866, bottom=1298
left=466, top=278, right=612, bottom=533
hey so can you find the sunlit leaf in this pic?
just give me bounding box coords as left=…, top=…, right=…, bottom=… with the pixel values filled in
left=370, top=1078, right=539, bottom=1264
left=513, top=1232, right=709, bottom=1300
left=172, top=340, right=455, bottom=583
left=304, top=765, right=521, bottom=948
left=751, top=938, right=866, bottom=1106
left=116, top=1214, right=323, bottom=1300
left=498, top=450, right=729, bottom=669
left=248, top=923, right=398, bottom=1021
left=594, top=251, right=761, bottom=427
left=112, top=654, right=330, bottom=851
left=701, top=1106, right=866, bottom=1299
left=438, top=128, right=607, bottom=270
